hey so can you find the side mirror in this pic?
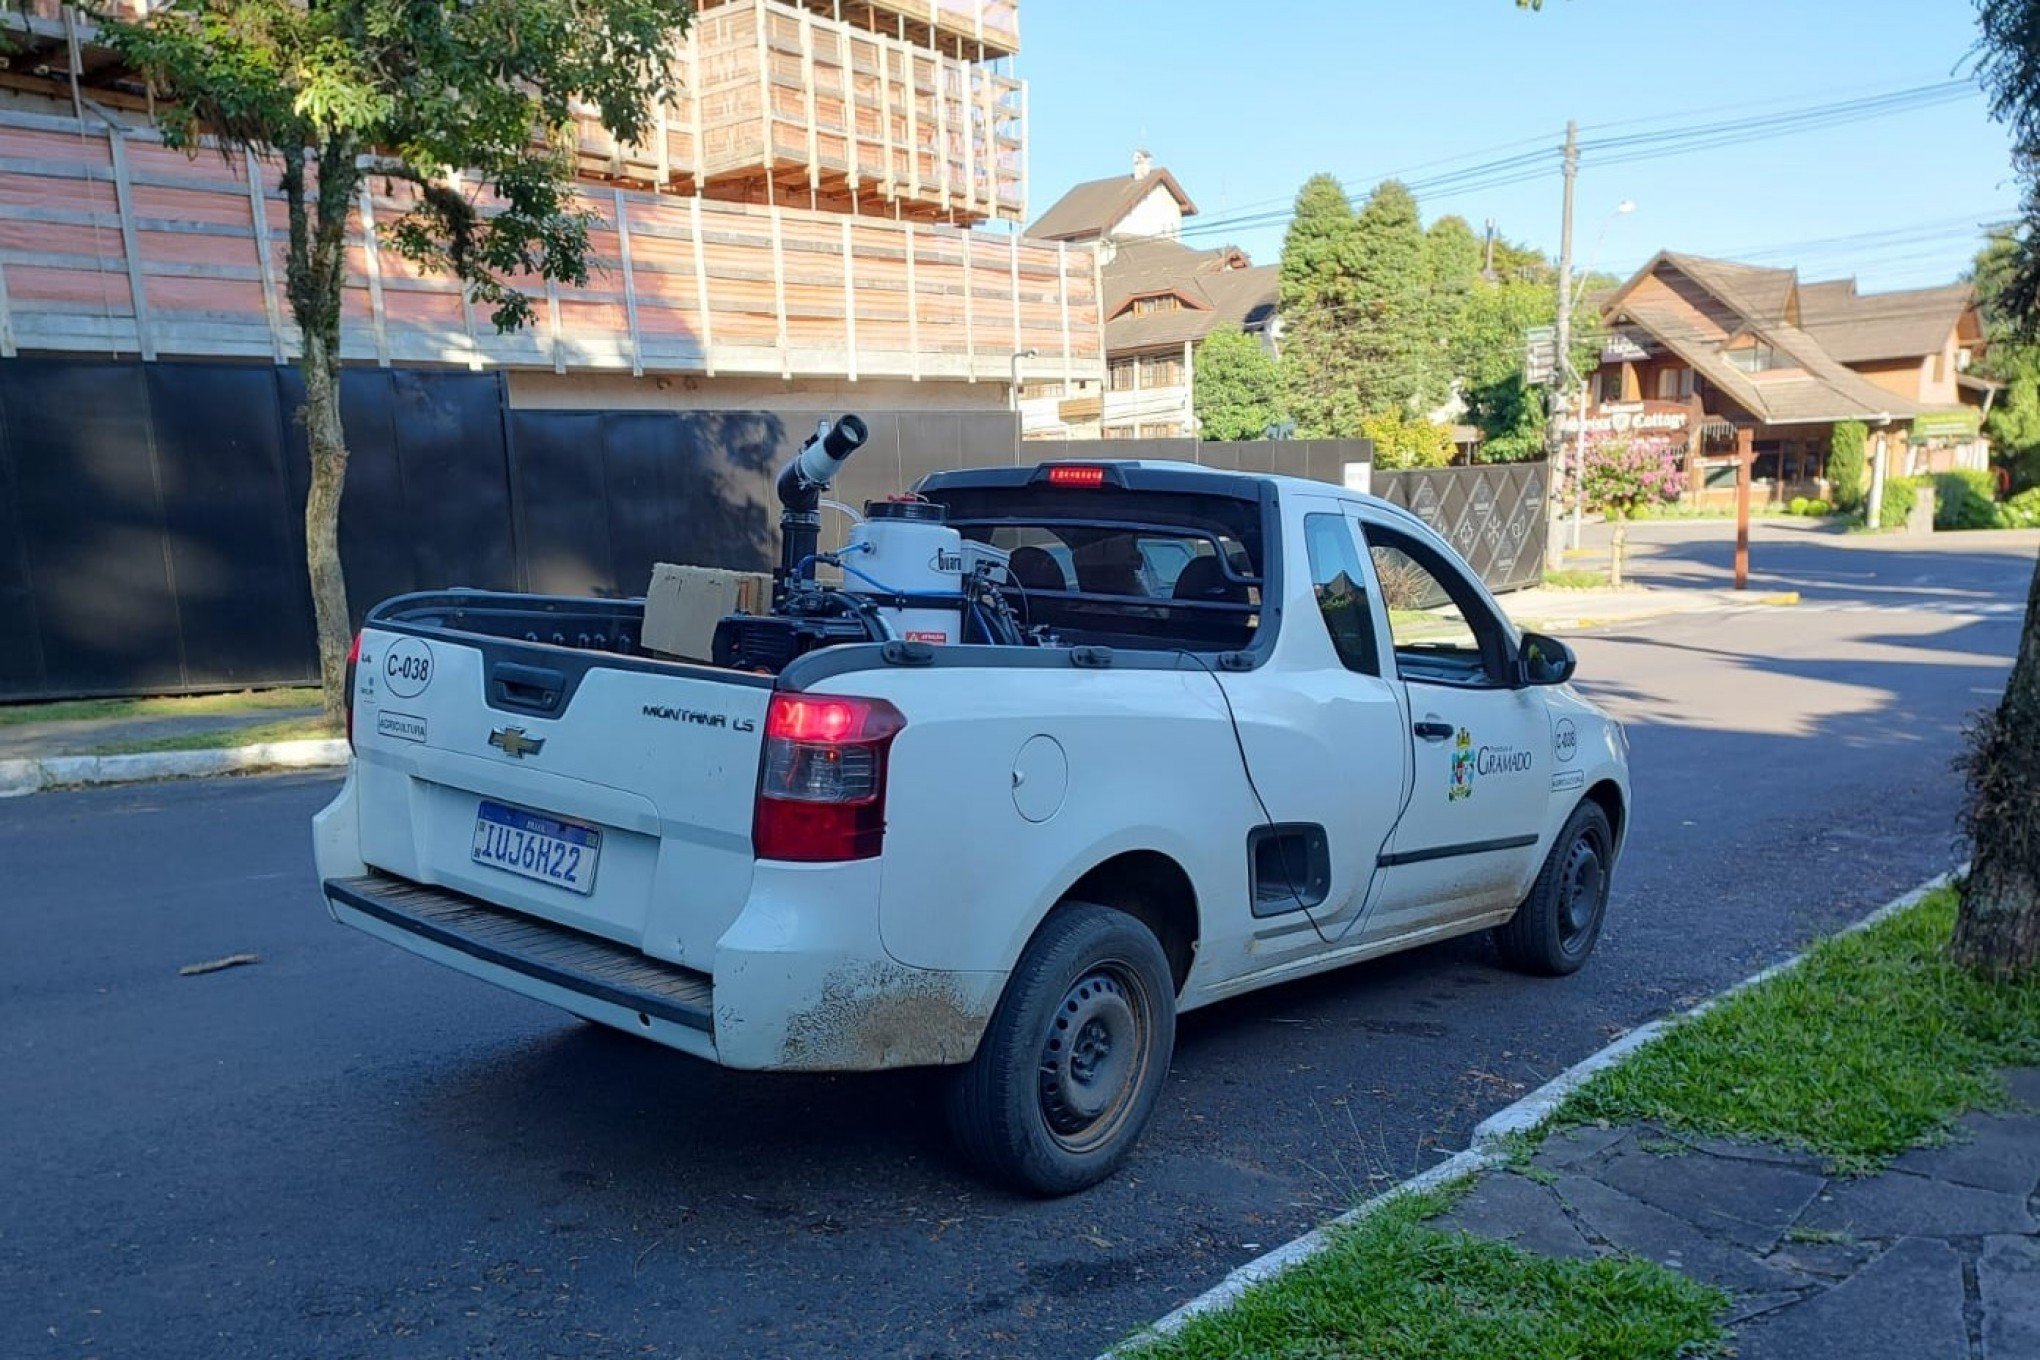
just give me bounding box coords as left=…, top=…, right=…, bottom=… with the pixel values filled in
left=1518, top=631, right=1577, bottom=687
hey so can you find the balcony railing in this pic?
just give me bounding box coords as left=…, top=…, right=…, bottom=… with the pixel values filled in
left=0, top=106, right=1098, bottom=383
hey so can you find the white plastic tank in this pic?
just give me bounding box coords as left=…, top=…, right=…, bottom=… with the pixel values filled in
left=842, top=500, right=966, bottom=644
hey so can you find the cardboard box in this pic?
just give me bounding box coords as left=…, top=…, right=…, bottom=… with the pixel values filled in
left=643, top=564, right=772, bottom=661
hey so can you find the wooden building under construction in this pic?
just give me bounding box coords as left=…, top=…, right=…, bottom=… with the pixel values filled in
left=0, top=0, right=1106, bottom=702
left=0, top=0, right=1095, bottom=401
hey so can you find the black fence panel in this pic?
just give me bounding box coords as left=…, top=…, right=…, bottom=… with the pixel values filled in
left=0, top=360, right=184, bottom=696
left=1375, top=462, right=1547, bottom=594
left=146, top=363, right=313, bottom=688
left=0, top=356, right=1548, bottom=702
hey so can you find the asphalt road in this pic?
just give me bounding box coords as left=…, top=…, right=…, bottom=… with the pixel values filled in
left=5, top=522, right=2035, bottom=1360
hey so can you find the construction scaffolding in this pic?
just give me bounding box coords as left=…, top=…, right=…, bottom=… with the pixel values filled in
left=0, top=107, right=1099, bottom=384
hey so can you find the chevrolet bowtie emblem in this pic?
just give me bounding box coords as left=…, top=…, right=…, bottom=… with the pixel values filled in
left=488, top=726, right=545, bottom=758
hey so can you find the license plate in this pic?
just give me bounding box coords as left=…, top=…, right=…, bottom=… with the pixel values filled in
left=470, top=800, right=601, bottom=895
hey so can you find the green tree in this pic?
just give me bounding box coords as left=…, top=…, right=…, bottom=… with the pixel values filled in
left=1956, top=0, right=2040, bottom=978
left=104, top=0, right=692, bottom=722
left=1279, top=173, right=1365, bottom=437
left=1450, top=276, right=1554, bottom=462
left=1425, top=215, right=1484, bottom=404
left=1193, top=325, right=1285, bottom=441
left=1973, top=229, right=2040, bottom=493
left=1827, top=421, right=1869, bottom=513
left=1348, top=180, right=1434, bottom=415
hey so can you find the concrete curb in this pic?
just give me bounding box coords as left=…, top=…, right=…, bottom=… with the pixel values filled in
left=0, top=738, right=347, bottom=798
left=1105, top=866, right=1964, bottom=1357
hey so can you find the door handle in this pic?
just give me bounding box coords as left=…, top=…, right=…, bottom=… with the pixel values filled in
left=1413, top=719, right=1454, bottom=742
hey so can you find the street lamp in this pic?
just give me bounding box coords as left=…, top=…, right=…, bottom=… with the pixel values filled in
left=1567, top=200, right=1637, bottom=552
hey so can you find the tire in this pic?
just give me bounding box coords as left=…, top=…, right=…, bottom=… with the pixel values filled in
left=945, top=903, right=1175, bottom=1196
left=1494, top=800, right=1615, bottom=977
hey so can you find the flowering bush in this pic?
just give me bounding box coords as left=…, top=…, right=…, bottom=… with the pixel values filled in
left=1580, top=439, right=1684, bottom=521
left=1577, top=439, right=1683, bottom=586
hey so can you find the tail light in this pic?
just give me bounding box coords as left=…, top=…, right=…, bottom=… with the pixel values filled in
left=753, top=693, right=906, bottom=862
left=343, top=632, right=362, bottom=749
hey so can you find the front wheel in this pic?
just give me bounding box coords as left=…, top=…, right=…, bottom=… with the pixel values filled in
left=1494, top=801, right=1615, bottom=976
left=945, top=903, right=1175, bottom=1196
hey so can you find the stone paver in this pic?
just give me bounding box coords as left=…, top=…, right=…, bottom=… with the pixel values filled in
left=1430, top=1171, right=1598, bottom=1260
left=1553, top=1173, right=1805, bottom=1293
left=1528, top=1123, right=1630, bottom=1172
left=1428, top=1114, right=2040, bottom=1359
left=1593, top=1145, right=1826, bottom=1251
left=1891, top=1111, right=2040, bottom=1197
left=1735, top=1238, right=1967, bottom=1360
left=1980, top=1235, right=2040, bottom=1360
left=1799, top=1168, right=2038, bottom=1239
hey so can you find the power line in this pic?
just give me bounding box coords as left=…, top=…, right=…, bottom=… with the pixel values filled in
left=1172, top=80, right=1982, bottom=245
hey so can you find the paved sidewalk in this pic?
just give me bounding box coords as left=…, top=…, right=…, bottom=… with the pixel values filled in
left=0, top=706, right=322, bottom=760
left=1498, top=581, right=1796, bottom=633
left=1428, top=1068, right=2040, bottom=1359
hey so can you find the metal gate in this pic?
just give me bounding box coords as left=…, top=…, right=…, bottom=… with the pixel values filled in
left=1374, top=462, right=1547, bottom=594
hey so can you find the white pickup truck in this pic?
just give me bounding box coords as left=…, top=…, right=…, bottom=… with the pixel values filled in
left=314, top=437, right=1629, bottom=1195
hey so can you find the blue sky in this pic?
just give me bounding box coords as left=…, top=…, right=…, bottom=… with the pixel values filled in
left=1018, top=0, right=2020, bottom=293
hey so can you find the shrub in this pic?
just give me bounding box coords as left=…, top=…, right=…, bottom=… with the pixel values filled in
left=1828, top=421, right=1869, bottom=513
left=2003, top=486, right=2040, bottom=528
left=1805, top=498, right=1832, bottom=516
left=1877, top=473, right=1918, bottom=529
left=1933, top=469, right=2006, bottom=531
left=1787, top=496, right=1811, bottom=516
left=1359, top=410, right=1456, bottom=470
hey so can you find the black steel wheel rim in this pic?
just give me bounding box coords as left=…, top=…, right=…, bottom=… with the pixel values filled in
left=1559, top=826, right=1607, bottom=952
left=1037, top=960, right=1152, bottom=1154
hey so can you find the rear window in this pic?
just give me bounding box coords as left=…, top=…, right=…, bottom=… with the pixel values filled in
left=929, top=486, right=1264, bottom=652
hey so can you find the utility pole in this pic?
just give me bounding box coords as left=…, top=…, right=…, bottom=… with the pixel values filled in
left=1545, top=119, right=1579, bottom=572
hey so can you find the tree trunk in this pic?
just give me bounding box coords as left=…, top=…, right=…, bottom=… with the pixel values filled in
left=303, top=328, right=351, bottom=725
left=1608, top=515, right=1627, bottom=588
left=1952, top=546, right=2040, bottom=980
left=282, top=140, right=359, bottom=727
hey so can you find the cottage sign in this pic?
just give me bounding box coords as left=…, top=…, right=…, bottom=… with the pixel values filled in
left=1558, top=401, right=1694, bottom=443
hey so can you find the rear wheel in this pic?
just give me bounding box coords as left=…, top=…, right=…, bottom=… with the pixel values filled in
left=1494, top=801, right=1614, bottom=976
left=946, top=903, right=1175, bottom=1196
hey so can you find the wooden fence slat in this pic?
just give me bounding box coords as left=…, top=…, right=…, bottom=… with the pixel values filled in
left=104, top=125, right=153, bottom=360
left=357, top=183, right=390, bottom=367
left=841, top=218, right=857, bottom=381
left=614, top=188, right=643, bottom=377
left=690, top=194, right=715, bottom=375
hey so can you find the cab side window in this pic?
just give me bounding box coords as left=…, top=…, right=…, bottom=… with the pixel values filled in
left=1303, top=513, right=1379, bottom=675
left=1361, top=524, right=1511, bottom=687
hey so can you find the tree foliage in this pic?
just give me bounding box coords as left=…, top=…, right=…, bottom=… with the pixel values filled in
left=1348, top=181, right=1435, bottom=415
left=1193, top=325, right=1286, bottom=441
left=1360, top=410, right=1456, bottom=471
left=1828, top=420, right=1870, bottom=512
left=102, top=0, right=693, bottom=719
left=1278, top=173, right=1365, bottom=438
left=1974, top=229, right=2040, bottom=493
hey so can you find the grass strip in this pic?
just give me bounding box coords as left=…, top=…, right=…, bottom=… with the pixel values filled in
left=1558, top=888, right=2040, bottom=1171
left=1124, top=1188, right=1726, bottom=1360
left=86, top=715, right=340, bottom=756
left=0, top=687, right=320, bottom=728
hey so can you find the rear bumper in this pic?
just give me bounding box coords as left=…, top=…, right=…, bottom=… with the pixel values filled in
left=325, top=872, right=721, bottom=1062
left=320, top=861, right=1009, bottom=1073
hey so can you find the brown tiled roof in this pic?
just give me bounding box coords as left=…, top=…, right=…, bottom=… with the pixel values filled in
left=1607, top=256, right=1921, bottom=424
left=1798, top=278, right=1974, bottom=364
left=1099, top=238, right=1277, bottom=353
left=1027, top=169, right=1197, bottom=242
left=1662, top=253, right=1798, bottom=326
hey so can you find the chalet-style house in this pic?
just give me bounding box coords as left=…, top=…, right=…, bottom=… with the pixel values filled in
left=1021, top=153, right=1279, bottom=440
left=1586, top=252, right=1992, bottom=504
